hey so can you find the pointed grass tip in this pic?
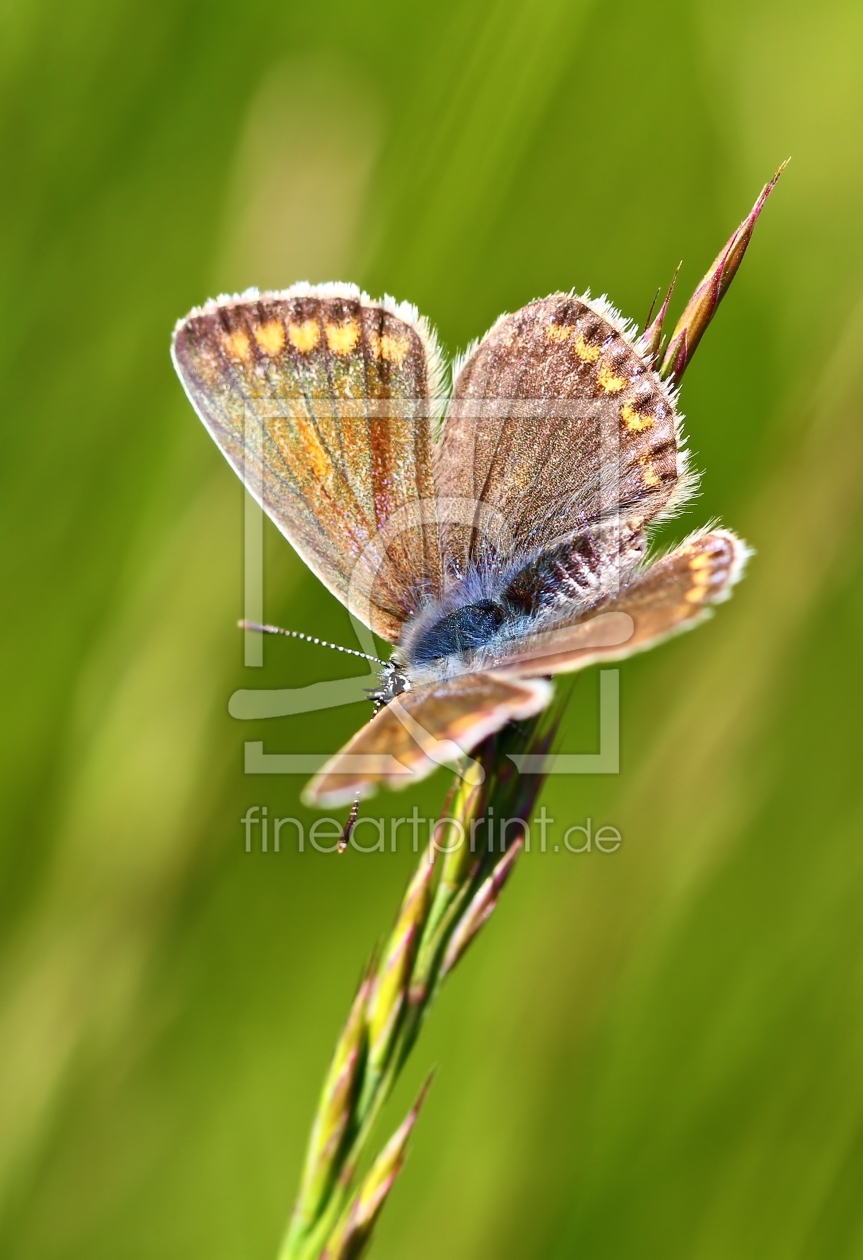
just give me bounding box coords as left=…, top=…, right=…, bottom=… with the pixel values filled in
left=638, top=262, right=681, bottom=365
left=320, top=1073, right=434, bottom=1260
left=659, top=159, right=789, bottom=386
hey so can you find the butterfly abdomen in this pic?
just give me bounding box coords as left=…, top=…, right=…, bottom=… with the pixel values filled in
left=501, top=536, right=601, bottom=611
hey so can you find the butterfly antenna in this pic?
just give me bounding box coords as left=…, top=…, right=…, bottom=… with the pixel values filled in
left=238, top=620, right=386, bottom=666
left=339, top=794, right=361, bottom=853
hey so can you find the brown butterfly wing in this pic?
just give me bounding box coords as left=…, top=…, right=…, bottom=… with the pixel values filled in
left=435, top=293, right=694, bottom=577
left=492, top=530, right=749, bottom=678
left=304, top=673, right=552, bottom=807
left=172, top=285, right=444, bottom=641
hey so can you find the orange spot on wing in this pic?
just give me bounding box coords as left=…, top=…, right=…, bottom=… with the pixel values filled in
left=684, top=550, right=715, bottom=602
left=546, top=323, right=572, bottom=343
left=621, top=401, right=655, bottom=432
left=288, top=320, right=321, bottom=353
left=379, top=333, right=410, bottom=363
left=573, top=332, right=601, bottom=363
left=223, top=329, right=252, bottom=361
left=367, top=329, right=411, bottom=363
left=597, top=362, right=627, bottom=393
left=254, top=320, right=285, bottom=355
left=326, top=320, right=360, bottom=354
left=640, top=459, right=661, bottom=488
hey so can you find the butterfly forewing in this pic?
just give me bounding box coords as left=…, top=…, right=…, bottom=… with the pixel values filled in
left=305, top=673, right=552, bottom=806
left=172, top=285, right=444, bottom=641
left=435, top=294, right=693, bottom=578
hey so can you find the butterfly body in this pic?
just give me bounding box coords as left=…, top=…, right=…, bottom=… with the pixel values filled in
left=172, top=283, right=748, bottom=806
left=394, top=524, right=640, bottom=673
left=404, top=597, right=508, bottom=667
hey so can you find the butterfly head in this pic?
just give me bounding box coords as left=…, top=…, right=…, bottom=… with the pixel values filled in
left=370, top=656, right=413, bottom=706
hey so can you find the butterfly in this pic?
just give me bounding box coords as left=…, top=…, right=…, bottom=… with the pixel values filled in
left=172, top=282, right=749, bottom=807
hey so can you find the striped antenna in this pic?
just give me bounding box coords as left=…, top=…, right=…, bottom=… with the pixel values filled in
left=238, top=620, right=386, bottom=666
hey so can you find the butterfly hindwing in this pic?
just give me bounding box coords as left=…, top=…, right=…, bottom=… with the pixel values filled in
left=491, top=529, right=749, bottom=678
left=172, top=284, right=445, bottom=641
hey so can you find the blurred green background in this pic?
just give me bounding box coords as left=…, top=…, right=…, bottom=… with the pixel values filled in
left=3, top=0, right=863, bottom=1256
